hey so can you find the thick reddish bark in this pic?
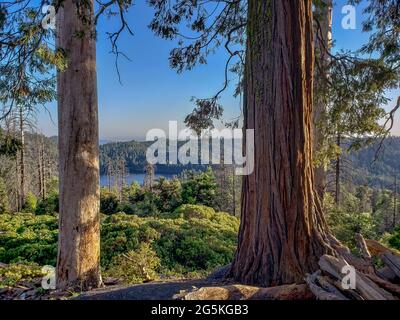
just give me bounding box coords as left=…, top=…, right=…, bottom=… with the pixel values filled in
left=231, top=0, right=333, bottom=287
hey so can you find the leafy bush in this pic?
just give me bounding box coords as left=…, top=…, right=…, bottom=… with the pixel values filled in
left=388, top=227, right=400, bottom=251
left=181, top=169, right=217, bottom=207
left=0, top=213, right=58, bottom=265
left=327, top=209, right=377, bottom=250
left=173, top=204, right=215, bottom=220
left=0, top=206, right=239, bottom=284
left=0, top=263, right=44, bottom=287
left=35, top=193, right=59, bottom=215
left=24, top=192, right=38, bottom=213
left=0, top=177, right=10, bottom=214
left=100, top=189, right=120, bottom=215
left=153, top=177, right=182, bottom=212
left=104, top=243, right=160, bottom=284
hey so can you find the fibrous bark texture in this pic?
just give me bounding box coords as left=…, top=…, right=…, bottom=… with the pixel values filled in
left=231, top=0, right=333, bottom=287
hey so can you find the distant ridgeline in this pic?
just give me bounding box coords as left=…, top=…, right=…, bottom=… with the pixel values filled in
left=346, top=136, right=400, bottom=189
left=99, top=140, right=208, bottom=175
left=43, top=136, right=400, bottom=188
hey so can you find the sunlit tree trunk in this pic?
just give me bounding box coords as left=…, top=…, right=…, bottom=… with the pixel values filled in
left=313, top=0, right=332, bottom=201
left=334, top=133, right=341, bottom=206
left=18, top=106, right=25, bottom=209
left=231, top=0, right=333, bottom=287
left=56, top=0, right=102, bottom=290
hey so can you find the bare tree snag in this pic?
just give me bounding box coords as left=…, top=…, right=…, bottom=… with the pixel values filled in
left=19, top=106, right=25, bottom=209
left=313, top=0, right=332, bottom=200
left=56, top=0, right=102, bottom=290
left=231, top=0, right=334, bottom=287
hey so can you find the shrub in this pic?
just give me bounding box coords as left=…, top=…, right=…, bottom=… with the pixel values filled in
left=327, top=209, right=377, bottom=250
left=181, top=168, right=217, bottom=207
left=0, top=177, right=10, bottom=214
left=153, top=177, right=182, bottom=212
left=0, top=207, right=239, bottom=285
left=100, top=189, right=120, bottom=215
left=173, top=204, right=215, bottom=220
left=24, top=192, right=38, bottom=213
left=35, top=194, right=59, bottom=215
left=104, top=243, right=160, bottom=284
left=388, top=227, right=400, bottom=251
left=0, top=213, right=58, bottom=265
left=0, top=263, right=44, bottom=287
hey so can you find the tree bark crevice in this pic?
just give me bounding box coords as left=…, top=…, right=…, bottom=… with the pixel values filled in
left=231, top=0, right=334, bottom=287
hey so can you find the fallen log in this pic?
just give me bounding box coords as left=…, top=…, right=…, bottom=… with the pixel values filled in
left=380, top=252, right=400, bottom=279
left=365, top=273, right=400, bottom=297
left=180, top=284, right=314, bottom=300
left=328, top=235, right=374, bottom=274
left=305, top=271, right=348, bottom=300
left=364, top=239, right=399, bottom=256
left=364, top=239, right=400, bottom=278
left=319, top=254, right=396, bottom=300
left=322, top=276, right=365, bottom=300
left=377, top=266, right=398, bottom=282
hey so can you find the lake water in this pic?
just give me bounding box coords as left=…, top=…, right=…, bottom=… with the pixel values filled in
left=100, top=173, right=175, bottom=187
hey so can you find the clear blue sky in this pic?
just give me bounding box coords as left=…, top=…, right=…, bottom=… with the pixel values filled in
left=37, top=0, right=400, bottom=140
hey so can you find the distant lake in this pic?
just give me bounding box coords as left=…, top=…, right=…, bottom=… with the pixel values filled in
left=100, top=173, right=176, bottom=187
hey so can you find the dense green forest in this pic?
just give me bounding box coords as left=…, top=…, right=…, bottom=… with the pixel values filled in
left=1, top=0, right=400, bottom=303
left=99, top=137, right=400, bottom=184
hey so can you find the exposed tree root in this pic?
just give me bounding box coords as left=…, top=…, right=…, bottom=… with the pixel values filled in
left=304, top=234, right=400, bottom=300
left=178, top=234, right=400, bottom=300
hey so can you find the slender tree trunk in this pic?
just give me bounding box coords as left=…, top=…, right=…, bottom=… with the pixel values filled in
left=19, top=107, right=25, bottom=209
left=232, top=165, right=236, bottom=216
left=37, top=141, right=43, bottom=199
left=56, top=0, right=102, bottom=290
left=15, top=156, right=20, bottom=212
left=107, top=160, right=112, bottom=192
left=231, top=0, right=333, bottom=287
left=313, top=0, right=332, bottom=201
left=335, top=134, right=341, bottom=206
left=41, top=139, right=47, bottom=200
left=394, top=175, right=397, bottom=229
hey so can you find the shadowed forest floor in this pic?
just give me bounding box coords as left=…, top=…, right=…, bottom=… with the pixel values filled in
left=77, top=279, right=220, bottom=300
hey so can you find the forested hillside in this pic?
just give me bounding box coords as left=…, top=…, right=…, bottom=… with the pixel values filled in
left=348, top=137, right=400, bottom=188
left=23, top=134, right=400, bottom=189
left=1, top=0, right=400, bottom=303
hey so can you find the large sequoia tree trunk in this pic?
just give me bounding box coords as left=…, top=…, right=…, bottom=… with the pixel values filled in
left=56, top=0, right=102, bottom=290
left=231, top=0, right=334, bottom=287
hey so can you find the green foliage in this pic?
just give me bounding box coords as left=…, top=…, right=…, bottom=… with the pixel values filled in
left=173, top=204, right=215, bottom=220
left=0, top=263, right=43, bottom=287
left=0, top=177, right=10, bottom=214
left=0, top=213, right=58, bottom=265
left=0, top=196, right=238, bottom=284
left=325, top=190, right=378, bottom=250
left=0, top=133, right=22, bottom=157
left=153, top=177, right=182, bottom=212
left=134, top=192, right=161, bottom=217
left=100, top=188, right=120, bottom=215
left=23, top=192, right=37, bottom=213
left=104, top=243, right=160, bottom=284
left=388, top=227, right=400, bottom=251
left=181, top=168, right=217, bottom=207
left=100, top=210, right=239, bottom=277
left=35, top=193, right=58, bottom=215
